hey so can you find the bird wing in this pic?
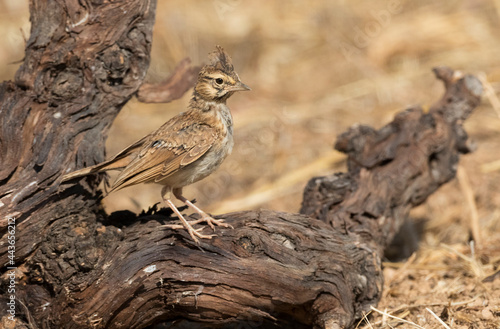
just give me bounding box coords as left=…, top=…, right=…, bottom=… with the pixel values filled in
left=109, top=120, right=218, bottom=192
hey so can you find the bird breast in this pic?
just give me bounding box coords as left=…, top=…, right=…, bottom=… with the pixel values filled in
left=163, top=103, right=234, bottom=188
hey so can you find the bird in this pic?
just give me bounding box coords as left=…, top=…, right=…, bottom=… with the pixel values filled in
left=62, top=46, right=250, bottom=243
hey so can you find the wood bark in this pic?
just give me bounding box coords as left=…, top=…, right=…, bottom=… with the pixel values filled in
left=0, top=1, right=483, bottom=329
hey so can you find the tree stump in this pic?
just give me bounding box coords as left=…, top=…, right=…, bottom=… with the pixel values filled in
left=0, top=0, right=482, bottom=328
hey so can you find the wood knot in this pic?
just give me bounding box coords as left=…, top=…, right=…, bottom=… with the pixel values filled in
left=236, top=236, right=255, bottom=253
left=52, top=69, right=83, bottom=99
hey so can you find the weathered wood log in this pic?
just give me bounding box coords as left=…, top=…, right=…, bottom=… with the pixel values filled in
left=301, top=67, right=482, bottom=253
left=0, top=0, right=482, bottom=328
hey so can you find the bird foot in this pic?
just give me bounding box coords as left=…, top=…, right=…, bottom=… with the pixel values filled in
left=162, top=222, right=215, bottom=243
left=188, top=215, right=233, bottom=231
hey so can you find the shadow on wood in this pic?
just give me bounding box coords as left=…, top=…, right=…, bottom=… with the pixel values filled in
left=0, top=0, right=482, bottom=328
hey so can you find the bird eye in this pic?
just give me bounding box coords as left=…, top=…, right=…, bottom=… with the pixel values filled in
left=215, top=78, right=224, bottom=85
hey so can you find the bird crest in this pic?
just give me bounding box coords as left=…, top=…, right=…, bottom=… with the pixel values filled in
left=199, top=45, right=238, bottom=81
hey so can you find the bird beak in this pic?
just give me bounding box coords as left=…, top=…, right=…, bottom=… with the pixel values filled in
left=227, top=81, right=251, bottom=92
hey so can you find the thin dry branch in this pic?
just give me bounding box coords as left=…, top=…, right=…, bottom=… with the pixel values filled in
left=137, top=57, right=200, bottom=103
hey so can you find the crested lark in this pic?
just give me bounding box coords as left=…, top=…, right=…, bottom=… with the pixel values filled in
left=63, top=46, right=250, bottom=243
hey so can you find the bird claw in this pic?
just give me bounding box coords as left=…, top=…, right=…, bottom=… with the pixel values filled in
left=204, top=216, right=233, bottom=231
left=162, top=223, right=185, bottom=230
left=185, top=216, right=232, bottom=231
left=187, top=228, right=215, bottom=244
left=162, top=222, right=216, bottom=244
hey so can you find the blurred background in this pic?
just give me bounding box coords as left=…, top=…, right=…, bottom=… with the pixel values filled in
left=1, top=0, right=500, bottom=327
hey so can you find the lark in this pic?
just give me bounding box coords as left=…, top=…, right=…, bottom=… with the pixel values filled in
left=63, top=46, right=250, bottom=243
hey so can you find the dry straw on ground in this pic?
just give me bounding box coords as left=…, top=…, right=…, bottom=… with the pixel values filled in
left=1, top=0, right=499, bottom=327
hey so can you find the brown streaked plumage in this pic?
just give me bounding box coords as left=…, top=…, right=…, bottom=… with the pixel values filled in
left=62, top=46, right=250, bottom=243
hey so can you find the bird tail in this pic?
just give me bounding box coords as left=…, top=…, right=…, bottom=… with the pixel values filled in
left=62, top=163, right=106, bottom=182
left=62, top=138, right=141, bottom=183
left=62, top=154, right=132, bottom=182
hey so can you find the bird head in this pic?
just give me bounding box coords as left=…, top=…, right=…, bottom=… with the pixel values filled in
left=194, top=46, right=250, bottom=102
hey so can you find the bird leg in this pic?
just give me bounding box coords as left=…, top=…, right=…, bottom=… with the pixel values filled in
left=161, top=186, right=214, bottom=243
left=173, top=187, right=233, bottom=230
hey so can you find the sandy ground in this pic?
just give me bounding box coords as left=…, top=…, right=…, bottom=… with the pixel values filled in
left=1, top=0, right=500, bottom=327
